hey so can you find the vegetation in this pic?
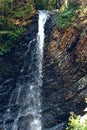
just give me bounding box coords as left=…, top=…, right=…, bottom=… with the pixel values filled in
left=0, top=0, right=58, bottom=55
left=66, top=112, right=87, bottom=130
left=0, top=0, right=34, bottom=55
left=56, top=1, right=79, bottom=29
left=0, top=27, right=24, bottom=55
left=0, top=0, right=82, bottom=55
left=34, top=0, right=57, bottom=10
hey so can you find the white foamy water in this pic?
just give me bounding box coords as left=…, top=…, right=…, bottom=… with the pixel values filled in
left=30, top=10, right=49, bottom=130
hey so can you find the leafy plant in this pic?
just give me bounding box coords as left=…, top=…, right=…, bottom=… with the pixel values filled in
left=0, top=27, right=24, bottom=55
left=34, top=0, right=57, bottom=10
left=12, top=4, right=33, bottom=19
left=66, top=112, right=87, bottom=130
left=0, top=0, right=34, bottom=55
left=56, top=2, right=79, bottom=28
left=0, top=42, right=12, bottom=55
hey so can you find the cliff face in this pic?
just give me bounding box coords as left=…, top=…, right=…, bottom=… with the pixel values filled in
left=0, top=4, right=87, bottom=130
left=47, top=24, right=87, bottom=86
left=42, top=6, right=87, bottom=130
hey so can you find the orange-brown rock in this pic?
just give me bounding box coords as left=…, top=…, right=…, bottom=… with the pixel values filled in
left=43, top=8, right=87, bottom=129
left=44, top=10, right=87, bottom=85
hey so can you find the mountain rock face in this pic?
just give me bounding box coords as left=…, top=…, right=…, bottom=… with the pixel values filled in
left=0, top=6, right=87, bottom=130
left=42, top=7, right=87, bottom=130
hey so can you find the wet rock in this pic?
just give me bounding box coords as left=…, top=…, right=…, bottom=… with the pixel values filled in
left=43, top=123, right=66, bottom=130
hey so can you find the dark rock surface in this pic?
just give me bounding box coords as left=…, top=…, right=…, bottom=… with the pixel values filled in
left=42, top=9, right=87, bottom=130
left=0, top=14, right=39, bottom=130
left=0, top=13, right=56, bottom=130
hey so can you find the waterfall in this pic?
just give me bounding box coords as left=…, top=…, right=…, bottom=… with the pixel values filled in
left=2, top=10, right=49, bottom=130
left=30, top=10, right=49, bottom=130
left=36, top=10, right=49, bottom=86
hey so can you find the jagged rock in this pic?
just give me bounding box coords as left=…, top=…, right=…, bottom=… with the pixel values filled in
left=42, top=9, right=87, bottom=129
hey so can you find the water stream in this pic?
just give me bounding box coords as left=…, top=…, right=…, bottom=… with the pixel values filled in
left=2, top=11, right=49, bottom=130
left=29, top=10, right=49, bottom=130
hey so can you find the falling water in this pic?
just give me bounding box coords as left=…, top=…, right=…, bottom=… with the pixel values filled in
left=36, top=10, right=49, bottom=86
left=1, top=10, right=49, bottom=130
left=30, top=10, right=49, bottom=130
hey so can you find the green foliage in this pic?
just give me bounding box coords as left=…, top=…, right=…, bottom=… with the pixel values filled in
left=0, top=42, right=12, bottom=55
left=66, top=112, right=87, bottom=130
left=0, top=0, right=13, bottom=17
left=48, top=0, right=57, bottom=10
left=12, top=4, right=33, bottom=19
left=56, top=2, right=79, bottom=29
left=34, top=0, right=57, bottom=10
left=0, top=27, right=24, bottom=55
left=0, top=0, right=34, bottom=55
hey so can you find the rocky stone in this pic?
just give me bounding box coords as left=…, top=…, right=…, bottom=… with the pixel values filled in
left=42, top=8, right=87, bottom=129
